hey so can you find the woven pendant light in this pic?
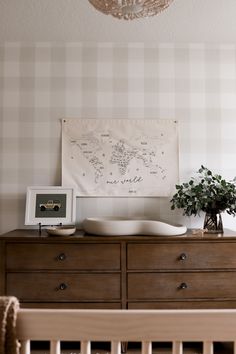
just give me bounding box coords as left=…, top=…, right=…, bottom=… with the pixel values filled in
left=88, top=0, right=174, bottom=20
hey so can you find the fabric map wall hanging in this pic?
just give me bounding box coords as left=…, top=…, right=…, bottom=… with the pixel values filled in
left=62, top=119, right=179, bottom=197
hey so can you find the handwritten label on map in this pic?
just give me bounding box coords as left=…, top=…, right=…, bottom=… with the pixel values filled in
left=62, top=119, right=179, bottom=197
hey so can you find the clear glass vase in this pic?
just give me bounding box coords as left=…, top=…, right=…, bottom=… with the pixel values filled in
left=203, top=211, right=223, bottom=233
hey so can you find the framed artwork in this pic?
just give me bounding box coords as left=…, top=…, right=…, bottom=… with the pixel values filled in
left=25, top=186, right=76, bottom=225
left=62, top=118, right=179, bottom=197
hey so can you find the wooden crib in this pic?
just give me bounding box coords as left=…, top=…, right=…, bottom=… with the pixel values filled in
left=16, top=309, right=236, bottom=354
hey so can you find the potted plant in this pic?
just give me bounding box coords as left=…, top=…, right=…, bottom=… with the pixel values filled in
left=170, top=166, right=236, bottom=233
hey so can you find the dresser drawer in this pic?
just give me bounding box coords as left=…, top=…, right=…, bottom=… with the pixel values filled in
left=21, top=302, right=121, bottom=309
left=128, top=272, right=236, bottom=300
left=7, top=273, right=121, bottom=301
left=6, top=243, right=120, bottom=270
left=127, top=243, right=236, bottom=270
left=128, top=301, right=236, bottom=309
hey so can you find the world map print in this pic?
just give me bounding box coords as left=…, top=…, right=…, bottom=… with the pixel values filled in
left=62, top=119, right=179, bottom=197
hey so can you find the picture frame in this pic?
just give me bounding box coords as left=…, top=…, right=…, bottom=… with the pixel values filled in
left=25, top=186, right=76, bottom=225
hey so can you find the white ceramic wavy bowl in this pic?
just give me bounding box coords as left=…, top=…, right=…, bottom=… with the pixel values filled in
left=83, top=217, right=187, bottom=236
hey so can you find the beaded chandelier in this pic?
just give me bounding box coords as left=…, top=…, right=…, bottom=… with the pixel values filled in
left=88, top=0, right=174, bottom=20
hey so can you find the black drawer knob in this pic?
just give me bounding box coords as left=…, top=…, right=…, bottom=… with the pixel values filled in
left=59, top=283, right=67, bottom=290
left=179, top=253, right=187, bottom=261
left=179, top=282, right=188, bottom=290
left=58, top=253, right=66, bottom=261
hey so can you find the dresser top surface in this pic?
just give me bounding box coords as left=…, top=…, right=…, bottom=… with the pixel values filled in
left=1, top=228, right=236, bottom=242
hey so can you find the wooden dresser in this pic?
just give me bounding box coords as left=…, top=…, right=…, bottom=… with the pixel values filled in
left=1, top=229, right=236, bottom=309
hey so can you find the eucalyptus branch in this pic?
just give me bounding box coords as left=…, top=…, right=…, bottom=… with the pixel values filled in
left=170, top=166, right=236, bottom=217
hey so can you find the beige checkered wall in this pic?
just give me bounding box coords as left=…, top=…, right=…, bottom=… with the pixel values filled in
left=1, top=43, right=236, bottom=234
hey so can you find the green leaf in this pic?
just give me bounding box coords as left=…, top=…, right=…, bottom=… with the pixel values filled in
left=170, top=165, right=236, bottom=216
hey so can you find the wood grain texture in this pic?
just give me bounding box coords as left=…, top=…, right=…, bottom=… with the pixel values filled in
left=6, top=243, right=121, bottom=270
left=16, top=308, right=236, bottom=342
left=128, top=272, right=236, bottom=300
left=0, top=241, right=4, bottom=295
left=127, top=242, right=236, bottom=270
left=7, top=273, right=121, bottom=301
left=128, top=301, right=236, bottom=309
left=21, top=302, right=121, bottom=309
left=3, top=229, right=236, bottom=310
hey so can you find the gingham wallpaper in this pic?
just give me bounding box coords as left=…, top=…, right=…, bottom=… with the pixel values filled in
left=1, top=42, right=236, bottom=234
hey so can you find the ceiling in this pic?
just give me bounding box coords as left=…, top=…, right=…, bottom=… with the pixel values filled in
left=0, top=0, right=235, bottom=43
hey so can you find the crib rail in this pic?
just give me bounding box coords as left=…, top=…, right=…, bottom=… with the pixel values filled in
left=16, top=309, right=236, bottom=354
